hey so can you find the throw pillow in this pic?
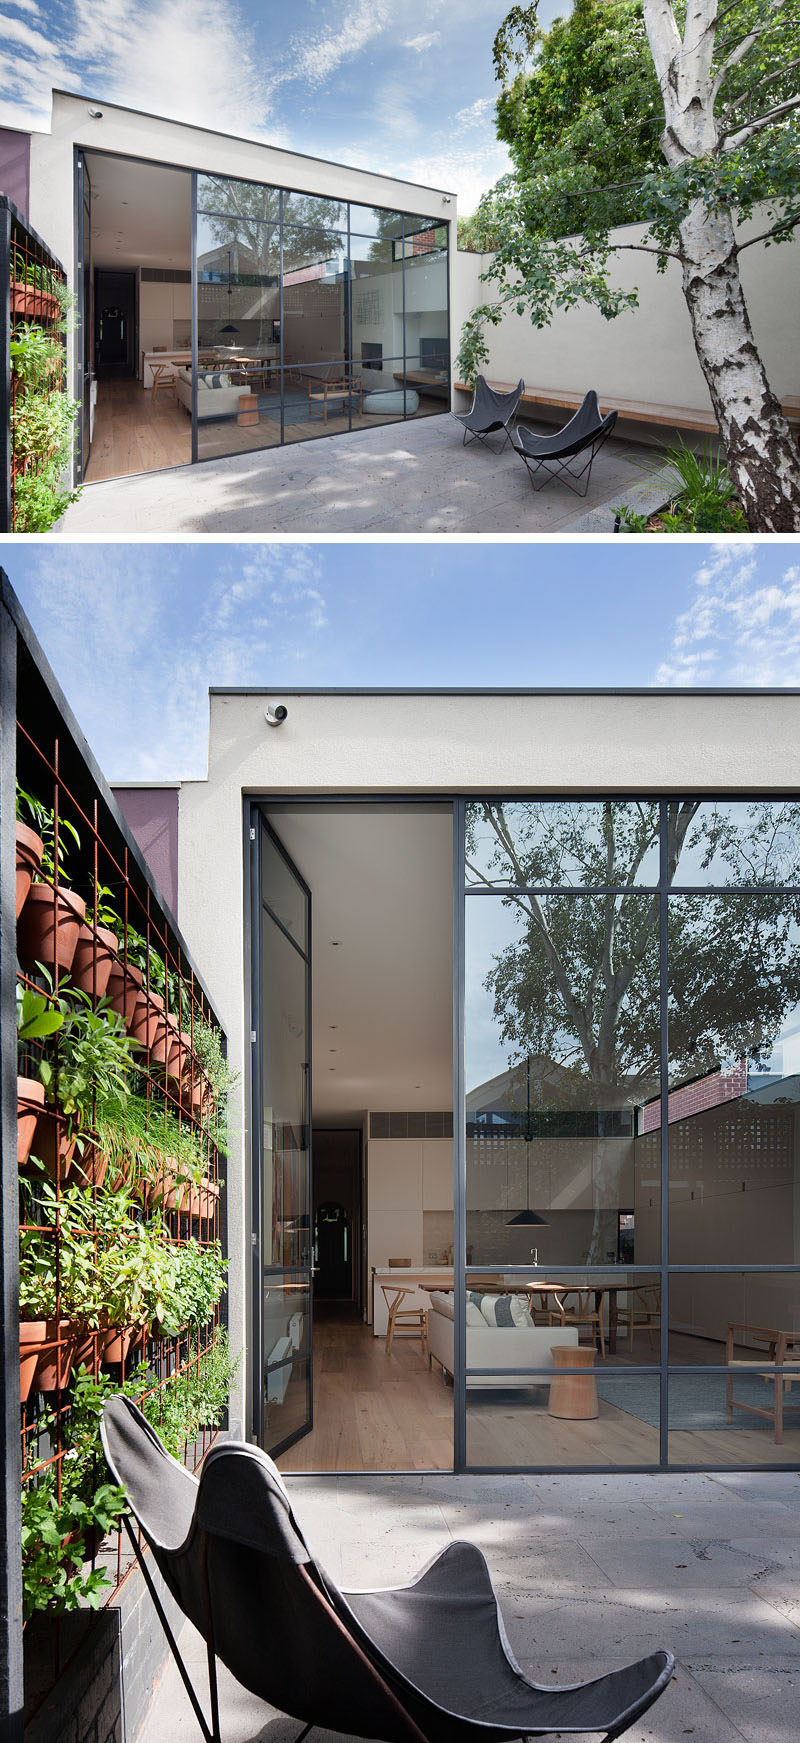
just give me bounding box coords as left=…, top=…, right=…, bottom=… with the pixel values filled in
left=477, top=1292, right=533, bottom=1328
left=465, top=1301, right=485, bottom=1326
left=429, top=1291, right=454, bottom=1320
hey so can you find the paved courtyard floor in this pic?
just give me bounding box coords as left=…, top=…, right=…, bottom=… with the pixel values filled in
left=60, top=415, right=662, bottom=534
left=140, top=1468, right=800, bottom=1742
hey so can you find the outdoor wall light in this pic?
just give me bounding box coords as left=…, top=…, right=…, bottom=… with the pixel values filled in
left=88, top=108, right=104, bottom=119
left=264, top=704, right=288, bottom=726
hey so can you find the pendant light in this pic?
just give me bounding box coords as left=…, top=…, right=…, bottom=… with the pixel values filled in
left=507, top=1054, right=550, bottom=1227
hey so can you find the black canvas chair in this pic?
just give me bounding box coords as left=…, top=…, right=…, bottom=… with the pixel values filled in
left=102, top=1397, right=673, bottom=1743
left=511, top=392, right=618, bottom=496
left=453, top=376, right=524, bottom=450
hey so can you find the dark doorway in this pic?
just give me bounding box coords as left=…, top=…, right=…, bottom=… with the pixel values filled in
left=95, top=269, right=136, bottom=377
left=312, top=1129, right=361, bottom=1306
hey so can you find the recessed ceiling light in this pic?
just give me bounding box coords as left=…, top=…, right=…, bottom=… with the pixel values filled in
left=329, top=1024, right=338, bottom=1031
left=329, top=1048, right=337, bottom=1053
left=330, top=939, right=341, bottom=947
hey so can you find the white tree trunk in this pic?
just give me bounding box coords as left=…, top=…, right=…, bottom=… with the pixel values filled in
left=643, top=0, right=800, bottom=531
left=678, top=200, right=800, bottom=531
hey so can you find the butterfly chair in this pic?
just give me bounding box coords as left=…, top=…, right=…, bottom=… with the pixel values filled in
left=101, top=1395, right=674, bottom=1743
left=453, top=376, right=525, bottom=450
left=511, top=391, right=618, bottom=496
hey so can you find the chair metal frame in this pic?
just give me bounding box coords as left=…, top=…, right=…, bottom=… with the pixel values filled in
left=512, top=394, right=618, bottom=497
left=453, top=376, right=525, bottom=451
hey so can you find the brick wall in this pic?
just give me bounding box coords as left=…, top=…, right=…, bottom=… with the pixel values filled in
left=641, top=1060, right=748, bottom=1132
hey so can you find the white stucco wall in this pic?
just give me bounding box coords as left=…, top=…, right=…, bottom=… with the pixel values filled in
left=176, top=687, right=800, bottom=1441
left=25, top=90, right=456, bottom=413
left=451, top=213, right=799, bottom=431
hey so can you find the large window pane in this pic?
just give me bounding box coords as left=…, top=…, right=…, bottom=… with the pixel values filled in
left=282, top=227, right=348, bottom=372
left=197, top=175, right=281, bottom=224
left=261, top=917, right=308, bottom=1270
left=466, top=1370, right=660, bottom=1468
left=349, top=204, right=404, bottom=240
left=466, top=801, right=661, bottom=888
left=668, top=1368, right=800, bottom=1465
left=403, top=240, right=448, bottom=417
left=195, top=208, right=281, bottom=459
left=282, top=190, right=347, bottom=227
left=350, top=233, right=404, bottom=392
left=667, top=1272, right=800, bottom=1362
left=668, top=801, right=800, bottom=888
left=460, top=1269, right=661, bottom=1370
left=668, top=894, right=800, bottom=1263
left=466, top=895, right=660, bottom=1268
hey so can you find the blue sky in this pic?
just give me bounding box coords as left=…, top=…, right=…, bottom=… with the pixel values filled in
left=5, top=540, right=799, bottom=783
left=0, top=0, right=557, bottom=211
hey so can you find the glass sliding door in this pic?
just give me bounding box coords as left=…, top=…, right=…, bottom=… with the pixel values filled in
left=192, top=174, right=451, bottom=460
left=255, top=817, right=313, bottom=1458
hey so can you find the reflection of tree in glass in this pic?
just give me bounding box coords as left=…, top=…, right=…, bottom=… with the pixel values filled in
left=197, top=180, right=344, bottom=345
left=468, top=800, right=800, bottom=1258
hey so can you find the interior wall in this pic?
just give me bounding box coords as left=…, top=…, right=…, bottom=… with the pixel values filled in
left=367, top=1136, right=453, bottom=1312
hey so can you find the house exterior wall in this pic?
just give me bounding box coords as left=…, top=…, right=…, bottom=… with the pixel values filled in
left=0, top=127, right=30, bottom=219
left=25, top=91, right=456, bottom=414
left=110, top=785, right=179, bottom=918
left=176, top=687, right=800, bottom=1443
left=451, top=213, right=800, bottom=439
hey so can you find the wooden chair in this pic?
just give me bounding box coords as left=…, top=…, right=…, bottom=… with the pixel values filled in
left=617, top=1286, right=660, bottom=1354
left=151, top=361, right=177, bottom=402
left=381, top=1285, right=427, bottom=1357
left=550, top=1287, right=606, bottom=1357
left=725, top=1323, right=800, bottom=1445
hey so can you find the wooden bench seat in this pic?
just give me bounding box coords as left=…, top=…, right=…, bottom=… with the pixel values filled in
left=453, top=380, right=800, bottom=438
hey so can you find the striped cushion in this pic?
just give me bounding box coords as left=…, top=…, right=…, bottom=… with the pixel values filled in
left=475, top=1293, right=534, bottom=1329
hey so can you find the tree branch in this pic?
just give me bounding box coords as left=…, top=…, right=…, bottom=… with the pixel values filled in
left=609, top=242, right=683, bottom=260
left=721, top=92, right=800, bottom=150
left=736, top=212, right=800, bottom=251
left=711, top=0, right=787, bottom=100
left=720, top=55, right=800, bottom=120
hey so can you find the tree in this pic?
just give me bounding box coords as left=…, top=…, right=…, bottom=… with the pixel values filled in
left=467, top=800, right=800, bottom=1259
left=197, top=179, right=343, bottom=349
left=462, top=0, right=800, bottom=532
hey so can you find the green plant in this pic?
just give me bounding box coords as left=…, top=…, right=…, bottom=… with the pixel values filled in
left=17, top=984, right=64, bottom=1045
left=140, top=1328, right=239, bottom=1457
left=12, top=463, right=82, bottom=534
left=616, top=441, right=748, bottom=533
left=14, top=389, right=79, bottom=470
left=192, top=1019, right=238, bottom=1153
left=11, top=250, right=58, bottom=294
left=16, top=783, right=80, bottom=881
left=454, top=308, right=494, bottom=388
left=10, top=324, right=63, bottom=392
left=172, top=1240, right=228, bottom=1329
left=18, top=1179, right=105, bottom=1324
left=37, top=991, right=139, bottom=1126
left=21, top=1368, right=128, bottom=1621
left=21, top=1473, right=125, bottom=1621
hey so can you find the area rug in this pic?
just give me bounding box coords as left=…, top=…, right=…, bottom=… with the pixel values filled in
left=596, top=1370, right=788, bottom=1432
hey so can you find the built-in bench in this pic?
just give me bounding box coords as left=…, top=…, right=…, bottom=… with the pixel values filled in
left=453, top=380, right=800, bottom=438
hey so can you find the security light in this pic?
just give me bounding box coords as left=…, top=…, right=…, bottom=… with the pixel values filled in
left=264, top=704, right=288, bottom=726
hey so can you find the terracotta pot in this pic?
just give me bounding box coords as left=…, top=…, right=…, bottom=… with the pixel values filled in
left=150, top=1006, right=179, bottom=1073
left=129, top=989, right=164, bottom=1053
left=16, top=883, right=86, bottom=976
left=16, top=822, right=43, bottom=918
left=70, top=924, right=119, bottom=1000
left=33, top=1110, right=76, bottom=1184
left=19, top=1319, right=47, bottom=1404
left=35, top=1319, right=76, bottom=1392
left=100, top=1325, right=132, bottom=1366
left=10, top=283, right=60, bottom=320
left=72, top=1326, right=99, bottom=1373
left=71, top=1144, right=108, bottom=1190
left=106, top=959, right=143, bottom=1026
left=193, top=1179, right=220, bottom=1223
left=17, top=1076, right=45, bottom=1167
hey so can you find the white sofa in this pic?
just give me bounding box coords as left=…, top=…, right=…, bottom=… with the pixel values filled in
left=175, top=368, right=256, bottom=421
left=427, top=1298, right=579, bottom=1389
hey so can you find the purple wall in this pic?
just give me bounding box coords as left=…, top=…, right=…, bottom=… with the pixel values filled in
left=111, top=787, right=179, bottom=919
left=0, top=129, right=30, bottom=220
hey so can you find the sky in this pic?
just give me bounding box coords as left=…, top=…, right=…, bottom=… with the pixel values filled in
left=5, top=540, right=799, bottom=784
left=0, top=0, right=553, bottom=212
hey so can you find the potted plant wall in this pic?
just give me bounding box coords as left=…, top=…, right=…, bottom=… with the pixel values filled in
left=31, top=986, right=139, bottom=1183
left=15, top=789, right=84, bottom=977
left=10, top=285, right=82, bottom=533
left=17, top=985, right=63, bottom=1169
left=10, top=253, right=61, bottom=321
left=18, top=1182, right=100, bottom=1400
left=70, top=885, right=121, bottom=1002
left=21, top=1370, right=128, bottom=1622
left=15, top=787, right=44, bottom=918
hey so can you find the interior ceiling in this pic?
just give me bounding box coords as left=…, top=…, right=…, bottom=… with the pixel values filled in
left=267, top=806, right=453, bottom=1122
left=86, top=151, right=190, bottom=270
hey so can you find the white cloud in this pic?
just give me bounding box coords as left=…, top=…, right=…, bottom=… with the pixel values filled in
left=404, top=32, right=439, bottom=52
left=655, top=547, right=800, bottom=687
left=283, top=0, right=390, bottom=90
left=0, top=0, right=287, bottom=140
left=15, top=552, right=328, bottom=781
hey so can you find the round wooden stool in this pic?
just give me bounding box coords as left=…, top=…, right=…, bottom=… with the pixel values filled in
left=547, top=1344, right=598, bottom=1420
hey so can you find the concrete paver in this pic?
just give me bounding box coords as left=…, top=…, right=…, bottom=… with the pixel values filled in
left=138, top=1469, right=800, bottom=1742
left=60, top=415, right=663, bottom=535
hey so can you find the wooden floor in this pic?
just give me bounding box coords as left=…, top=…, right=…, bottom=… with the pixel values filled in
left=85, top=378, right=190, bottom=481
left=278, top=1304, right=453, bottom=1474
left=84, top=377, right=444, bottom=481
left=277, top=1308, right=800, bottom=1474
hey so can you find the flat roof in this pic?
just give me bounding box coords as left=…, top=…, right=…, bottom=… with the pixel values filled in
left=50, top=89, right=458, bottom=199
left=208, top=686, right=800, bottom=698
